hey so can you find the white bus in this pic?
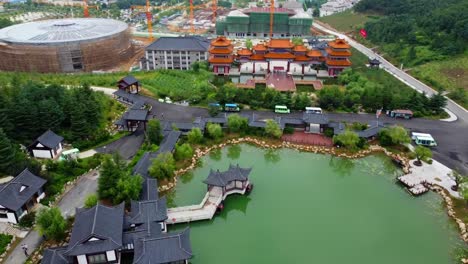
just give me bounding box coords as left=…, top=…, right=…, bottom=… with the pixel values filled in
left=411, top=132, right=437, bottom=147
left=305, top=107, right=322, bottom=114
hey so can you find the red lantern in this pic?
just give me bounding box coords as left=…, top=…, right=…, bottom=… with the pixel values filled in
left=360, top=29, right=368, bottom=38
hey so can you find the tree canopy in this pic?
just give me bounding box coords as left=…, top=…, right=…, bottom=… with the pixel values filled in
left=0, top=81, right=111, bottom=149
left=36, top=207, right=67, bottom=241
left=149, top=152, right=176, bottom=180
left=187, top=128, right=203, bottom=144
left=264, top=120, right=283, bottom=138
left=378, top=126, right=410, bottom=146
left=98, top=154, right=142, bottom=204
left=414, top=146, right=432, bottom=163
left=333, top=130, right=360, bottom=150
left=355, top=0, right=468, bottom=65
left=147, top=119, right=163, bottom=145
left=227, top=114, right=248, bottom=133
left=174, top=143, right=194, bottom=161
left=206, top=123, right=223, bottom=139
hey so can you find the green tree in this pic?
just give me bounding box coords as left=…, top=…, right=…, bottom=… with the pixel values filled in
left=207, top=123, right=223, bottom=139
left=0, top=129, right=15, bottom=175
left=149, top=152, right=176, bottom=180
left=208, top=105, right=220, bottom=117
left=35, top=207, right=67, bottom=241
left=333, top=130, right=360, bottom=150
left=378, top=126, right=410, bottom=146
left=245, top=39, right=253, bottom=50
left=227, top=114, right=248, bottom=133
left=147, top=119, right=163, bottom=145
left=313, top=8, right=320, bottom=17
left=98, top=155, right=126, bottom=201
left=414, top=145, right=432, bottom=164
left=187, top=128, right=203, bottom=144
left=84, top=194, right=98, bottom=208
left=113, top=174, right=143, bottom=204
left=264, top=120, right=283, bottom=138
left=174, top=143, right=194, bottom=161
left=292, top=37, right=303, bottom=46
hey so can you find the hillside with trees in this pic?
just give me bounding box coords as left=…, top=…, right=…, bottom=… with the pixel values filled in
left=355, top=0, right=468, bottom=108
left=0, top=80, right=121, bottom=176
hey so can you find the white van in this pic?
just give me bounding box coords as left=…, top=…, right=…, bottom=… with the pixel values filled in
left=411, top=132, right=437, bottom=147
left=305, top=107, right=322, bottom=114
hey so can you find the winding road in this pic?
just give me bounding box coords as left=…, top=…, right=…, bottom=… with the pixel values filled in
left=312, top=22, right=468, bottom=124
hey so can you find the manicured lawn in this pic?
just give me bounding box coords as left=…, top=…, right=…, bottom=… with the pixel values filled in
left=317, top=10, right=378, bottom=32
left=0, top=68, right=214, bottom=103
left=0, top=234, right=13, bottom=256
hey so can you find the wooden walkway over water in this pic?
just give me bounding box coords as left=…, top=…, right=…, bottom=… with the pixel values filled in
left=166, top=182, right=250, bottom=224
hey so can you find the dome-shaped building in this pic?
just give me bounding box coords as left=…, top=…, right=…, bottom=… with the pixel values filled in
left=0, top=18, right=134, bottom=73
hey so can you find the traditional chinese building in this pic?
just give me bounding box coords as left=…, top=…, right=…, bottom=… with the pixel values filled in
left=325, top=39, right=352, bottom=76
left=203, top=164, right=253, bottom=196
left=208, top=36, right=234, bottom=75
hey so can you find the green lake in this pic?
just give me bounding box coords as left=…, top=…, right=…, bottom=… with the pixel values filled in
left=167, top=144, right=464, bottom=264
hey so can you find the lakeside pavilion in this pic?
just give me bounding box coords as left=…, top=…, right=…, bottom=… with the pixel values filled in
left=203, top=164, right=253, bottom=196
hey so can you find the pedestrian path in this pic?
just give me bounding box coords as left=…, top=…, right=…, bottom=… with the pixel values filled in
left=166, top=184, right=249, bottom=224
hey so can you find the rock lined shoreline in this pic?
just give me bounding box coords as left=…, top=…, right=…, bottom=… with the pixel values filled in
left=160, top=136, right=467, bottom=245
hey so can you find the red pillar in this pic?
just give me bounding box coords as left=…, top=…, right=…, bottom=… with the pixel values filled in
left=287, top=61, right=290, bottom=72
left=302, top=64, right=305, bottom=75
left=267, top=61, right=270, bottom=73
left=253, top=62, right=255, bottom=74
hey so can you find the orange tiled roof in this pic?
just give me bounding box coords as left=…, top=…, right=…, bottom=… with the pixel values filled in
left=209, top=57, right=234, bottom=64
left=294, top=55, right=311, bottom=62
left=293, top=45, right=308, bottom=52
left=209, top=46, right=233, bottom=54
left=266, top=39, right=294, bottom=49
left=237, top=48, right=252, bottom=56
left=253, top=44, right=267, bottom=51
left=210, top=36, right=232, bottom=47
left=250, top=54, right=265, bottom=60
left=263, top=52, right=296, bottom=59
left=326, top=59, right=352, bottom=67
left=328, top=39, right=350, bottom=49
left=325, top=48, right=351, bottom=57
left=307, top=50, right=322, bottom=57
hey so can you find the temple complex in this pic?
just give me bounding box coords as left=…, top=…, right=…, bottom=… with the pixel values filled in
left=208, top=37, right=352, bottom=88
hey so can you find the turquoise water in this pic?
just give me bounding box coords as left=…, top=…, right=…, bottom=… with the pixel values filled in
left=167, top=144, right=464, bottom=264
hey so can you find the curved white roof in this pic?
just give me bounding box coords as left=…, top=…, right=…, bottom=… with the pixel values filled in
left=0, top=18, right=128, bottom=45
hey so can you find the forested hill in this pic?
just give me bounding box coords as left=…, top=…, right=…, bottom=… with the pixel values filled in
left=354, top=0, right=468, bottom=65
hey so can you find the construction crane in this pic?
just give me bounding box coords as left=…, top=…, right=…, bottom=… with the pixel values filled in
left=211, top=0, right=217, bottom=24
left=270, top=0, right=274, bottom=37
left=82, top=0, right=99, bottom=18
left=146, top=0, right=153, bottom=41
left=131, top=3, right=154, bottom=41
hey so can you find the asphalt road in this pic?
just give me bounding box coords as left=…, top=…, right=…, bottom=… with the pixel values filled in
left=137, top=94, right=468, bottom=174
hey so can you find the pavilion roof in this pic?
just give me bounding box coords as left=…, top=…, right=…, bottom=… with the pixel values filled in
left=293, top=45, right=308, bottom=52
left=210, top=36, right=232, bottom=47
left=203, top=164, right=252, bottom=187
left=294, top=55, right=310, bottom=62
left=253, top=43, right=267, bottom=51
left=264, top=52, right=296, bottom=59
left=328, top=39, right=350, bottom=49
left=325, top=48, right=351, bottom=57
left=266, top=39, right=294, bottom=49
left=250, top=54, right=265, bottom=60
left=326, top=59, right=352, bottom=67
left=237, top=48, right=252, bottom=56
left=307, top=49, right=323, bottom=57
left=209, top=46, right=233, bottom=54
